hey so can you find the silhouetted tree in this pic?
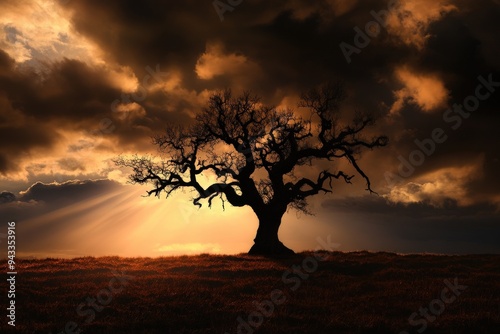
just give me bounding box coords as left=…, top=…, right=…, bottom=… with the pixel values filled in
left=115, top=83, right=388, bottom=257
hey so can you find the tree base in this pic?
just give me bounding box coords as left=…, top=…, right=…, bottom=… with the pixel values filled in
left=248, top=240, right=295, bottom=258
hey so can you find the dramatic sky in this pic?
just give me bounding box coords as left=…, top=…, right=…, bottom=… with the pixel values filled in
left=0, top=0, right=499, bottom=257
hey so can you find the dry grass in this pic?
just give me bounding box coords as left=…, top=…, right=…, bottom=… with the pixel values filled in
left=1, top=251, right=499, bottom=333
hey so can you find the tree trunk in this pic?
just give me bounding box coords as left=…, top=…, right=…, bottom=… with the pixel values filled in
left=248, top=207, right=295, bottom=258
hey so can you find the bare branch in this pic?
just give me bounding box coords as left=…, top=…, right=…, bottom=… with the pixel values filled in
left=116, top=83, right=387, bottom=216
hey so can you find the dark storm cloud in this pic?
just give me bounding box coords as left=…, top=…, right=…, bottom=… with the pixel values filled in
left=61, top=0, right=499, bottom=119
left=62, top=0, right=402, bottom=95
left=17, top=179, right=122, bottom=204
left=0, top=52, right=119, bottom=123
left=0, top=179, right=123, bottom=251
left=0, top=179, right=126, bottom=257
left=60, top=0, right=496, bottom=94
left=62, top=0, right=212, bottom=88
left=0, top=51, right=58, bottom=173
left=0, top=50, right=122, bottom=173
left=323, top=195, right=497, bottom=218
left=0, top=191, right=15, bottom=204
left=0, top=111, right=58, bottom=175
left=0, top=179, right=122, bottom=221
left=0, top=48, right=178, bottom=174
left=322, top=196, right=500, bottom=254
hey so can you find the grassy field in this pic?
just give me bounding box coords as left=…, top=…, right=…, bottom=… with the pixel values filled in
left=1, top=251, right=499, bottom=333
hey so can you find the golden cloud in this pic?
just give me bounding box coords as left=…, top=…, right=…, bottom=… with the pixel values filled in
left=387, top=0, right=457, bottom=49
left=390, top=66, right=449, bottom=114
left=195, top=42, right=261, bottom=80
left=0, top=0, right=103, bottom=66
left=386, top=156, right=485, bottom=207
